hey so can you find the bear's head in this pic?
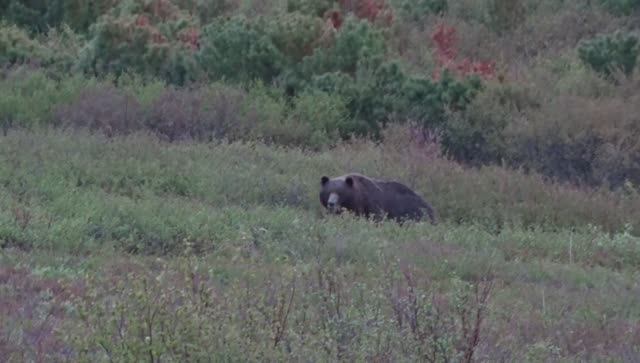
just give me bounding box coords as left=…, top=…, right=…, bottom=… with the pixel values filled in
left=319, top=175, right=358, bottom=215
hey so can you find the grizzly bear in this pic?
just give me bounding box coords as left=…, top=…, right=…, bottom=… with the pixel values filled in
left=319, top=173, right=437, bottom=224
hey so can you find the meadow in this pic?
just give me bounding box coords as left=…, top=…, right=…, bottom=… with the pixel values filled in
left=2, top=0, right=640, bottom=361
left=2, top=126, right=640, bottom=361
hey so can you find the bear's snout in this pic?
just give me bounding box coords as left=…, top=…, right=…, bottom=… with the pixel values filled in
left=327, top=192, right=340, bottom=213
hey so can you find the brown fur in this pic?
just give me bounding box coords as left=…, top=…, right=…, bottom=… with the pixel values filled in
left=319, top=173, right=437, bottom=224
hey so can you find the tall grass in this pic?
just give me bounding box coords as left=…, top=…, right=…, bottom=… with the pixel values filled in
left=1, top=127, right=639, bottom=255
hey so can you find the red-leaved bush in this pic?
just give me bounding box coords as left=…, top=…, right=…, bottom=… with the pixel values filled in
left=431, top=23, right=496, bottom=80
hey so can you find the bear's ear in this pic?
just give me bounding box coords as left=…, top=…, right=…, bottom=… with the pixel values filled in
left=321, top=176, right=329, bottom=186
left=345, top=176, right=354, bottom=187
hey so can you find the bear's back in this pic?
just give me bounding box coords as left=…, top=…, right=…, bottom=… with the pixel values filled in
left=375, top=180, right=420, bottom=196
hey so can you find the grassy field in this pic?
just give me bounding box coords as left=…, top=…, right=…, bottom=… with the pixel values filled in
left=2, top=0, right=640, bottom=361
left=2, top=128, right=640, bottom=362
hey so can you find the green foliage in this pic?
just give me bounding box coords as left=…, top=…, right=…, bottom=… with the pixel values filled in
left=392, top=0, right=448, bottom=22
left=0, top=22, right=82, bottom=77
left=296, top=15, right=483, bottom=136
left=443, top=80, right=540, bottom=167
left=0, top=22, right=47, bottom=65
left=441, top=82, right=511, bottom=165
left=285, top=0, right=334, bottom=17
left=59, top=0, right=115, bottom=33
left=481, top=0, right=526, bottom=33
left=598, top=0, right=640, bottom=16
left=303, top=15, right=387, bottom=76
left=578, top=30, right=639, bottom=78
left=0, top=0, right=117, bottom=34
left=307, top=70, right=378, bottom=136
left=1, top=0, right=65, bottom=34
left=77, top=0, right=201, bottom=85
left=282, top=88, right=348, bottom=147
left=198, top=15, right=284, bottom=84
left=309, top=63, right=482, bottom=138
left=263, top=11, right=325, bottom=64
left=1, top=0, right=640, bottom=191
left=174, top=0, right=237, bottom=23
left=0, top=68, right=96, bottom=128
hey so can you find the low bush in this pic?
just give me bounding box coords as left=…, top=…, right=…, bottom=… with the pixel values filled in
left=66, top=258, right=495, bottom=362
left=145, top=86, right=213, bottom=142
left=506, top=93, right=640, bottom=189
left=578, top=30, right=639, bottom=79
left=143, top=81, right=343, bottom=148
left=52, top=83, right=144, bottom=136
left=0, top=67, right=96, bottom=129
left=440, top=83, right=511, bottom=166
left=280, top=88, right=348, bottom=148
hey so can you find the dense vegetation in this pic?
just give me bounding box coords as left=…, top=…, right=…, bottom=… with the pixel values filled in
left=2, top=0, right=639, bottom=188
left=1, top=0, right=640, bottom=361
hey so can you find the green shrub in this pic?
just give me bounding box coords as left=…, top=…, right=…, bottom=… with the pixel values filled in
left=0, top=68, right=96, bottom=128
left=198, top=15, right=284, bottom=84
left=263, top=11, right=325, bottom=65
left=441, top=83, right=510, bottom=165
left=59, top=0, right=115, bottom=33
left=77, top=1, right=202, bottom=85
left=0, top=0, right=118, bottom=34
left=485, top=0, right=526, bottom=33
left=308, top=62, right=483, bottom=139
left=598, top=0, right=640, bottom=16
left=114, top=72, right=167, bottom=106
left=392, top=0, right=448, bottom=22
left=439, top=80, right=543, bottom=166
left=282, top=88, right=349, bottom=148
left=285, top=0, right=334, bottom=17
left=1, top=0, right=65, bottom=34
left=0, top=22, right=48, bottom=65
left=302, top=15, right=386, bottom=76
left=305, top=71, right=373, bottom=136
left=174, top=0, right=238, bottom=23
left=0, top=22, right=83, bottom=79
left=578, top=30, right=639, bottom=79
